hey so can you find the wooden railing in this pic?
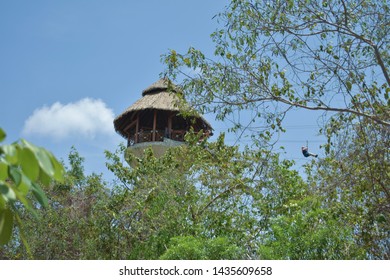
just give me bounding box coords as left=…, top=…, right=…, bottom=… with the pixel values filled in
left=127, top=129, right=204, bottom=147
left=128, top=130, right=163, bottom=146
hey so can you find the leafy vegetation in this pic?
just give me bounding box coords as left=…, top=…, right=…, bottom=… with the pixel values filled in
left=0, top=127, right=64, bottom=254
left=163, top=0, right=389, bottom=132
left=1, top=0, right=389, bottom=260
left=161, top=0, right=389, bottom=259
left=1, top=131, right=387, bottom=259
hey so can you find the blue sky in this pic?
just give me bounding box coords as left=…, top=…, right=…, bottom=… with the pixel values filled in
left=0, top=0, right=325, bottom=181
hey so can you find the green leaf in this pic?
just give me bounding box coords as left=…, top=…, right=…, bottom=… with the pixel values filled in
left=0, top=159, right=8, bottom=181
left=0, top=208, right=13, bottom=245
left=31, top=182, right=48, bottom=208
left=0, top=195, right=5, bottom=210
left=19, top=147, right=39, bottom=182
left=49, top=154, right=64, bottom=182
left=36, top=149, right=55, bottom=177
left=0, top=183, right=16, bottom=203
left=18, top=174, right=31, bottom=195
left=8, top=166, right=21, bottom=186
left=1, top=145, right=18, bottom=165
left=0, top=128, right=5, bottom=143
left=346, top=81, right=352, bottom=91
left=39, top=169, right=51, bottom=186
left=21, top=140, right=55, bottom=178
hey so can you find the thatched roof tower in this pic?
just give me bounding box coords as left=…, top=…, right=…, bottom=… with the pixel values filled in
left=114, top=78, right=213, bottom=160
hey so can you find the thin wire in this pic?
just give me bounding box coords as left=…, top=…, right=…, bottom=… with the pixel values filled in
left=225, top=138, right=324, bottom=143
left=212, top=124, right=321, bottom=130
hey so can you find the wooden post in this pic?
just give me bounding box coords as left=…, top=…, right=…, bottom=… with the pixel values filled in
left=135, top=113, right=139, bottom=143
left=152, top=110, right=157, bottom=141
left=168, top=112, right=173, bottom=139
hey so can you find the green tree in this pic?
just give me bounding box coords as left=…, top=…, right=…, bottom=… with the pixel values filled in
left=163, top=0, right=389, bottom=137
left=67, top=145, right=86, bottom=187
left=1, top=147, right=113, bottom=259
left=161, top=0, right=389, bottom=259
left=160, top=236, right=242, bottom=260
left=2, top=136, right=375, bottom=259
left=306, top=120, right=390, bottom=259
left=105, top=133, right=365, bottom=259
left=0, top=128, right=64, bottom=250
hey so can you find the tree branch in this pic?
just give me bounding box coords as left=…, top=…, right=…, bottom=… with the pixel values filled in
left=197, top=182, right=245, bottom=218
left=273, top=96, right=390, bottom=127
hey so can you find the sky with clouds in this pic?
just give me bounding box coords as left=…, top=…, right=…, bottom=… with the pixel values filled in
left=22, top=98, right=115, bottom=140
left=0, top=0, right=325, bottom=182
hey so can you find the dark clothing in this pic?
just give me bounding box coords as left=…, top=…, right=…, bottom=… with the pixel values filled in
left=302, top=148, right=310, bottom=157
left=302, top=147, right=318, bottom=158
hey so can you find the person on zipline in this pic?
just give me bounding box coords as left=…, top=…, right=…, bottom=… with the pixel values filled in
left=301, top=146, right=318, bottom=158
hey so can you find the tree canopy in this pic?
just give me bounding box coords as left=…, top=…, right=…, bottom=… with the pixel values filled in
left=1, top=0, right=389, bottom=260
left=1, top=132, right=387, bottom=259
left=163, top=0, right=389, bottom=136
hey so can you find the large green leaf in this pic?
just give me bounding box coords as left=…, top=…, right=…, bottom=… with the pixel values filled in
left=1, top=145, right=18, bottom=165
left=0, top=183, right=16, bottom=202
left=21, top=140, right=55, bottom=177
left=0, top=195, right=5, bottom=210
left=36, top=149, right=55, bottom=177
left=19, top=147, right=39, bottom=182
left=0, top=159, right=8, bottom=181
left=39, top=168, right=52, bottom=186
left=49, top=152, right=64, bottom=182
left=0, top=128, right=5, bottom=143
left=18, top=174, right=31, bottom=196
left=20, top=140, right=63, bottom=184
left=8, top=166, right=21, bottom=186
left=31, top=182, right=48, bottom=208
left=0, top=208, right=13, bottom=245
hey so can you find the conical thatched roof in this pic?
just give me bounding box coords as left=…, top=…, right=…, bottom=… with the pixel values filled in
left=114, top=78, right=212, bottom=138
left=141, top=78, right=180, bottom=96
left=125, top=81, right=180, bottom=112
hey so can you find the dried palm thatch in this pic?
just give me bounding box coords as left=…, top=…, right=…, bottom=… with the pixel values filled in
left=114, top=78, right=212, bottom=138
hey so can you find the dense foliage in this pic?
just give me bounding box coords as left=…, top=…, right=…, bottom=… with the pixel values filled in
left=1, top=0, right=389, bottom=260
left=161, top=0, right=389, bottom=259
left=0, top=127, right=64, bottom=255
left=1, top=131, right=387, bottom=259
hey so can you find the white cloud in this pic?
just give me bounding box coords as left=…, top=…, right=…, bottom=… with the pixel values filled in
left=23, top=98, right=115, bottom=140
